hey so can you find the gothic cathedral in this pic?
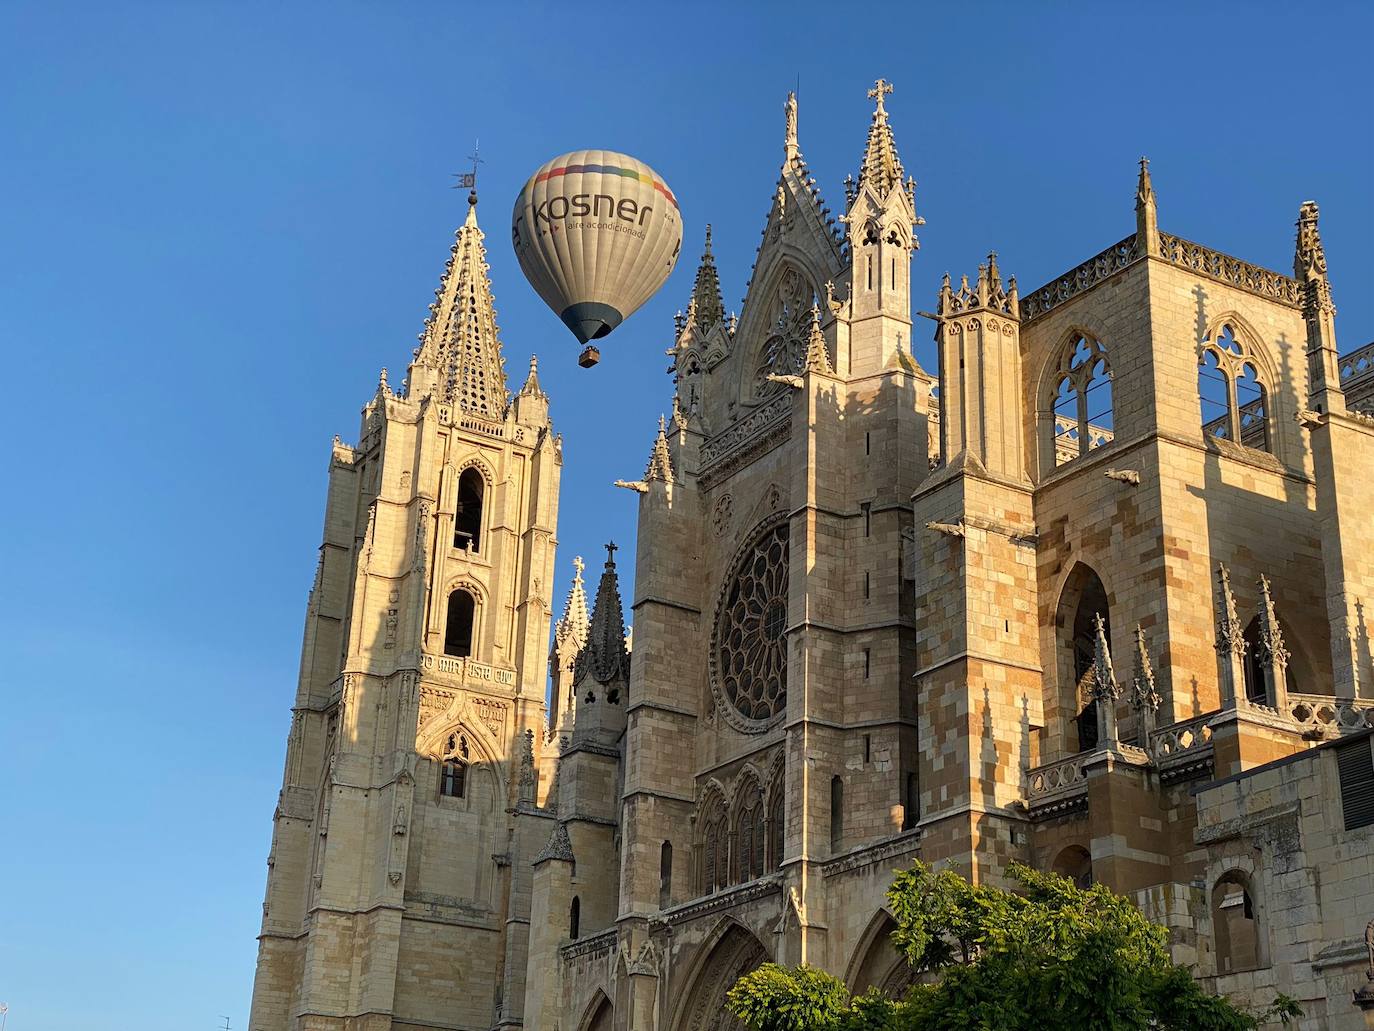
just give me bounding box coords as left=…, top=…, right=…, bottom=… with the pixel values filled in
left=249, top=84, right=1374, bottom=1031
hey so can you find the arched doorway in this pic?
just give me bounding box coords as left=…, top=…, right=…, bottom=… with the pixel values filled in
left=674, top=921, right=769, bottom=1031
left=845, top=911, right=917, bottom=999
left=578, top=991, right=613, bottom=1031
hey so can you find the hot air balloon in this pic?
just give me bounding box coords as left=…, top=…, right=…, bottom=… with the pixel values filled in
left=512, top=150, right=682, bottom=367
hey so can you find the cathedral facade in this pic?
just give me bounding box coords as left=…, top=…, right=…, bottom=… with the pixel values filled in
left=248, top=83, right=1374, bottom=1031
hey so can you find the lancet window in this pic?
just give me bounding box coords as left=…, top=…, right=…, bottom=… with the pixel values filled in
left=733, top=779, right=766, bottom=883
left=454, top=467, right=485, bottom=551
left=445, top=589, right=475, bottom=657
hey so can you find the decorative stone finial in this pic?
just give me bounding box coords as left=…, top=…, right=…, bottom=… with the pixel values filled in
left=784, top=91, right=799, bottom=159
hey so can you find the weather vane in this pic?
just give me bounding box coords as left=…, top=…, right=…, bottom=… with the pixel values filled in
left=451, top=139, right=484, bottom=191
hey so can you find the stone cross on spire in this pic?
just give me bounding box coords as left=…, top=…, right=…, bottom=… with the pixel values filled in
left=868, top=78, right=893, bottom=113
left=573, top=555, right=585, bottom=577
left=856, top=77, right=906, bottom=200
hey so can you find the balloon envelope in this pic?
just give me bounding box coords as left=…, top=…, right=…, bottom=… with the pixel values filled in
left=512, top=150, right=682, bottom=347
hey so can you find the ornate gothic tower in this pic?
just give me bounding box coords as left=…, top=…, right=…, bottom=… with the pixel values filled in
left=248, top=191, right=562, bottom=1031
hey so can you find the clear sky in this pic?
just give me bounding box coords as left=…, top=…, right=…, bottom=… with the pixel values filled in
left=1, top=2, right=1370, bottom=1027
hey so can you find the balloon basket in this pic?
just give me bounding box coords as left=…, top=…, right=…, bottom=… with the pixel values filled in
left=577, top=345, right=601, bottom=368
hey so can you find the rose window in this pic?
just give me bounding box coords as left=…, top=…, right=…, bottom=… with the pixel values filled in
left=711, top=519, right=790, bottom=729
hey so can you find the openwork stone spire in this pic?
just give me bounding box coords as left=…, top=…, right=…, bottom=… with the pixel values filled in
left=644, top=415, right=675, bottom=483
left=554, top=555, right=590, bottom=651
left=576, top=543, right=629, bottom=686
left=857, top=78, right=905, bottom=198
left=689, top=225, right=725, bottom=330
left=415, top=193, right=509, bottom=417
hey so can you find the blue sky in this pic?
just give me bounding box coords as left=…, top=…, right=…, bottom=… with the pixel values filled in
left=1, top=2, right=1369, bottom=1027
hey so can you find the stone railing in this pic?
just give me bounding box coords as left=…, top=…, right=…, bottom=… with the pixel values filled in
left=1053, top=413, right=1114, bottom=465
left=1150, top=712, right=1216, bottom=782
left=1287, top=692, right=1374, bottom=738
left=1341, top=341, right=1374, bottom=415
left=1156, top=233, right=1301, bottom=308
left=1026, top=752, right=1089, bottom=807
left=1021, top=234, right=1139, bottom=323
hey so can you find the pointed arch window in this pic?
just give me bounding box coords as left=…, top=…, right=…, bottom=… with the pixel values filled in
left=454, top=468, right=485, bottom=551
left=700, top=795, right=729, bottom=894
left=659, top=840, right=673, bottom=908
left=439, top=732, right=470, bottom=799
left=1198, top=324, right=1271, bottom=452
left=1048, top=335, right=1114, bottom=467
left=767, top=780, right=785, bottom=872
left=444, top=589, right=475, bottom=657
left=734, top=780, right=765, bottom=883
left=569, top=895, right=581, bottom=940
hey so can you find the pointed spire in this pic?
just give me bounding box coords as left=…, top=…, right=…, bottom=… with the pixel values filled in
left=805, top=305, right=833, bottom=374
left=414, top=191, right=509, bottom=417
left=644, top=415, right=675, bottom=483
left=857, top=78, right=905, bottom=198
left=1135, top=157, right=1160, bottom=257
left=784, top=90, right=799, bottom=160
left=577, top=543, right=629, bottom=685
left=687, top=225, right=725, bottom=331
left=518, top=353, right=546, bottom=398
left=554, top=555, right=590, bottom=649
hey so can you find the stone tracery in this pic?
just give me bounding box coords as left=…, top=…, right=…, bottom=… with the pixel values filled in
left=710, top=518, right=790, bottom=731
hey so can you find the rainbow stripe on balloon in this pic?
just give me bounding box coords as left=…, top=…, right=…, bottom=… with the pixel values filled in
left=529, top=162, right=679, bottom=210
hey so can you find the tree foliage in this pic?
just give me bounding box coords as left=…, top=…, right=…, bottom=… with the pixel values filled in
left=726, top=862, right=1299, bottom=1031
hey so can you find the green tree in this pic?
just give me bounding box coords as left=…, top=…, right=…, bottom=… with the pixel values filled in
left=726, top=862, right=1299, bottom=1031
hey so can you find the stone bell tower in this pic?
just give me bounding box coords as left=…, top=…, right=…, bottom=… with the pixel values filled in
left=248, top=190, right=562, bottom=1031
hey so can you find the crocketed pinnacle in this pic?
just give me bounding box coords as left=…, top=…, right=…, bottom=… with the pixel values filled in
left=554, top=555, right=590, bottom=650
left=857, top=78, right=905, bottom=198
left=805, top=305, right=833, bottom=374
left=1294, top=201, right=1335, bottom=314
left=577, top=543, right=629, bottom=685
left=518, top=353, right=546, bottom=398
left=416, top=193, right=509, bottom=417
left=644, top=414, right=675, bottom=482
left=1091, top=612, right=1119, bottom=701
left=689, top=225, right=725, bottom=330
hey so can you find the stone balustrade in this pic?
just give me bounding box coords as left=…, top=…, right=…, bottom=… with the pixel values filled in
left=1286, top=692, right=1374, bottom=738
